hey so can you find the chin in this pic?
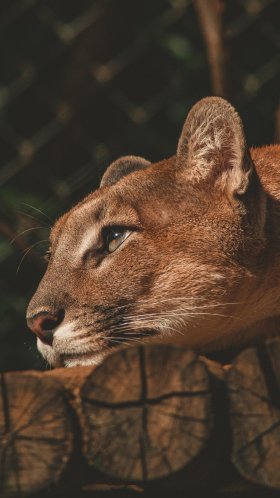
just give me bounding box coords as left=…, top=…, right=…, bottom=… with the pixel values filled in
left=61, top=353, right=107, bottom=367
left=37, top=338, right=111, bottom=368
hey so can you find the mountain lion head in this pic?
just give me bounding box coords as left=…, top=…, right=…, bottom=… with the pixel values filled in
left=27, top=97, right=268, bottom=367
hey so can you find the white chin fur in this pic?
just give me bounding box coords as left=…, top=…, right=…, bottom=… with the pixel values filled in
left=63, top=353, right=106, bottom=368
left=37, top=338, right=61, bottom=367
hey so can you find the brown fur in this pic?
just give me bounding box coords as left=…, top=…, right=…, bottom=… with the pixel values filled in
left=27, top=97, right=280, bottom=367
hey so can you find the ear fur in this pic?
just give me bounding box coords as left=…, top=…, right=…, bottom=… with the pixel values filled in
left=177, top=97, right=253, bottom=196
left=100, top=155, right=151, bottom=187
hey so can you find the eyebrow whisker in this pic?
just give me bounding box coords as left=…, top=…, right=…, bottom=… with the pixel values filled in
left=21, top=203, right=53, bottom=223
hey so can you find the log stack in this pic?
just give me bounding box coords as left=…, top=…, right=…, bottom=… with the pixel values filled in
left=0, top=340, right=280, bottom=497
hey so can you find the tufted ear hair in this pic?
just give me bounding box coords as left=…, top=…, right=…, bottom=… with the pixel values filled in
left=176, top=97, right=254, bottom=196
left=100, top=155, right=151, bottom=187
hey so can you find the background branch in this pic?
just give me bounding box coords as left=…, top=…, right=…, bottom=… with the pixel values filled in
left=194, top=0, right=229, bottom=97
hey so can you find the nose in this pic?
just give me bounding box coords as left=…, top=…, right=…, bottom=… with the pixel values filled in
left=27, top=310, right=64, bottom=346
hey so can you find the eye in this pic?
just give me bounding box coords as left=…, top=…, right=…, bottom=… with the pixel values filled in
left=103, top=226, right=131, bottom=253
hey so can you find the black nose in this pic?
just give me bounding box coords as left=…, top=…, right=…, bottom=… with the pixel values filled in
left=27, top=310, right=64, bottom=346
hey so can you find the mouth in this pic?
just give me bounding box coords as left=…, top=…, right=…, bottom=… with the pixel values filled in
left=58, top=337, right=134, bottom=366
left=38, top=327, right=160, bottom=367
left=60, top=350, right=104, bottom=361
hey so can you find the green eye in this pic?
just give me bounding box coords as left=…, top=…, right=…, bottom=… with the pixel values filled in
left=104, top=226, right=131, bottom=253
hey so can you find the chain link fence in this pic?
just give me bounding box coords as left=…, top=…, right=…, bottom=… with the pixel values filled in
left=0, top=0, right=279, bottom=370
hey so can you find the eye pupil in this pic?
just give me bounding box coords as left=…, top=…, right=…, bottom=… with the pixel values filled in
left=107, top=228, right=122, bottom=242
left=111, top=229, right=121, bottom=239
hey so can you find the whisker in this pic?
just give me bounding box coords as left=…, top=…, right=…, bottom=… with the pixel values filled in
left=17, top=211, right=46, bottom=225
left=10, top=226, right=48, bottom=245
left=96, top=331, right=158, bottom=346
left=112, top=337, right=149, bottom=346
left=21, top=203, right=53, bottom=223
left=73, top=299, right=243, bottom=351
left=75, top=332, right=151, bottom=347
left=96, top=336, right=138, bottom=347
left=99, top=297, right=212, bottom=314
left=102, top=299, right=241, bottom=317
left=16, top=239, right=49, bottom=274
left=120, top=309, right=239, bottom=324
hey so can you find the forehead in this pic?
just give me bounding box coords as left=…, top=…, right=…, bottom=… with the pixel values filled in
left=50, top=188, right=138, bottom=244
left=50, top=159, right=207, bottom=245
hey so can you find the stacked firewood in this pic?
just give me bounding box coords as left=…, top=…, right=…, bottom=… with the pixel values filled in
left=0, top=340, right=280, bottom=497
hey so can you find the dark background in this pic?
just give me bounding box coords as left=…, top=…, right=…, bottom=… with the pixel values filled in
left=0, top=0, right=279, bottom=372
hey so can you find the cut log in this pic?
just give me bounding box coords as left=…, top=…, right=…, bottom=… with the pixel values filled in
left=80, top=345, right=214, bottom=482
left=46, top=365, right=96, bottom=422
left=227, top=338, right=280, bottom=489
left=0, top=371, right=73, bottom=496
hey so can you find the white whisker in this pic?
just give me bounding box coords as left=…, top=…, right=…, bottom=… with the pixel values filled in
left=10, top=226, right=48, bottom=245
left=16, top=239, right=49, bottom=274
left=21, top=202, right=53, bottom=223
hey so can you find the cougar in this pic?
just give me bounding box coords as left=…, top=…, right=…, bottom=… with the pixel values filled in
left=27, top=97, right=280, bottom=367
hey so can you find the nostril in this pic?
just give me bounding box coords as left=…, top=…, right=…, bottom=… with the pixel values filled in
left=27, top=309, right=65, bottom=346
left=41, top=318, right=58, bottom=331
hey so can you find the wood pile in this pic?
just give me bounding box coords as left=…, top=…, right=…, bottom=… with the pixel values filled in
left=0, top=339, right=280, bottom=498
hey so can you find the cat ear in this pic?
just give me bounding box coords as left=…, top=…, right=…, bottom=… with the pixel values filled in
left=100, top=156, right=151, bottom=187
left=176, top=97, right=253, bottom=196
